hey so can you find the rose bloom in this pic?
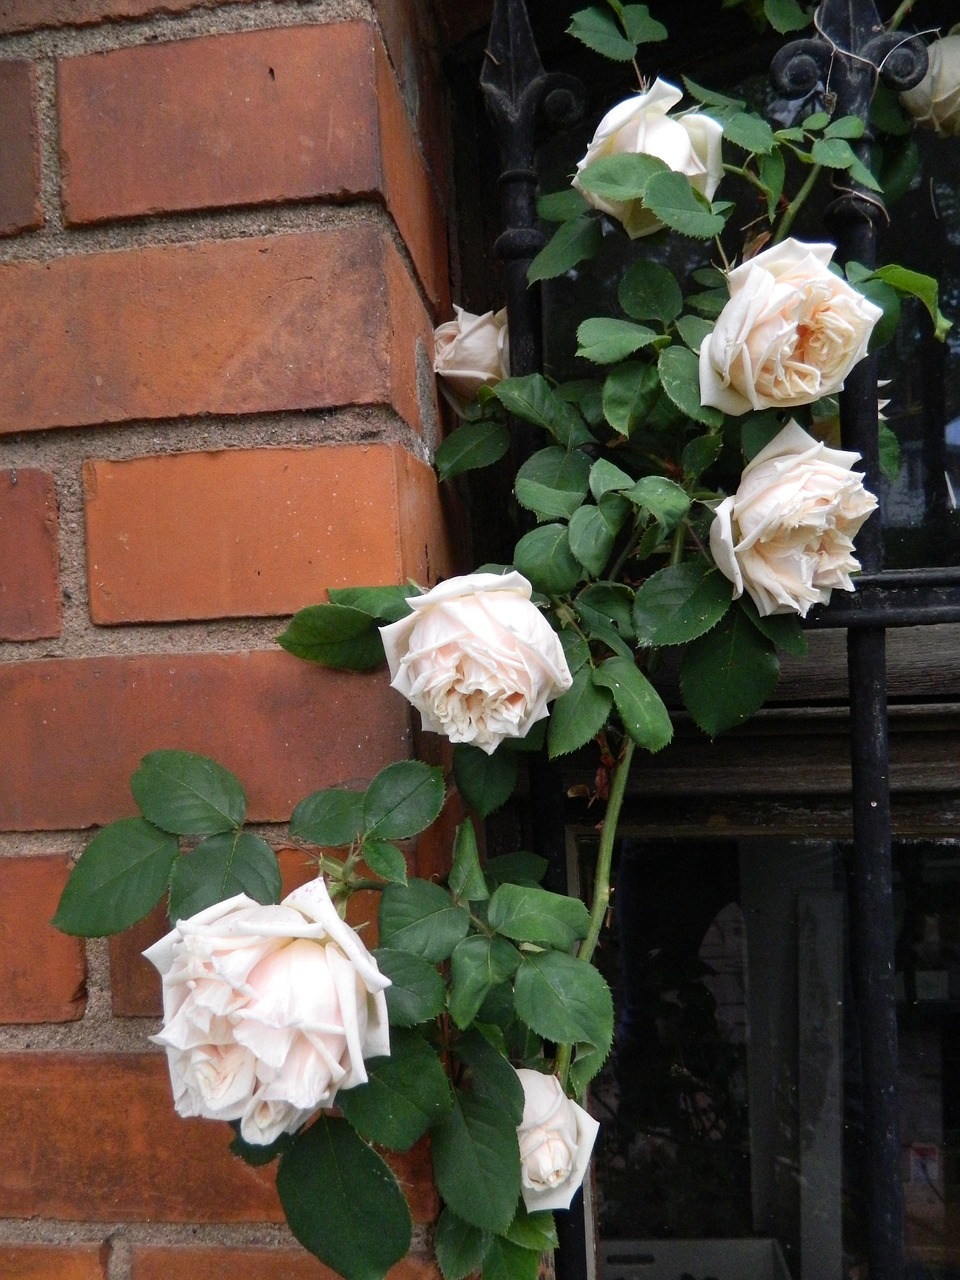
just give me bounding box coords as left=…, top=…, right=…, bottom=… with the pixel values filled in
left=144, top=877, right=390, bottom=1145
left=433, top=305, right=510, bottom=403
left=572, top=78, right=724, bottom=239
left=900, top=29, right=960, bottom=136
left=516, top=1069, right=600, bottom=1212
left=379, top=572, right=573, bottom=755
left=699, top=238, right=882, bottom=416
left=709, top=419, right=878, bottom=617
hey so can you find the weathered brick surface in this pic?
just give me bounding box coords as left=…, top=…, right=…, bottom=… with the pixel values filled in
left=0, top=0, right=253, bottom=33
left=0, top=650, right=411, bottom=831
left=130, top=1246, right=440, bottom=1280
left=0, top=58, right=41, bottom=234
left=84, top=444, right=454, bottom=624
left=58, top=23, right=447, bottom=308
left=0, top=1054, right=438, bottom=1221
left=0, top=855, right=86, bottom=1023
left=0, top=228, right=434, bottom=435
left=0, top=1244, right=109, bottom=1280
left=0, top=468, right=61, bottom=640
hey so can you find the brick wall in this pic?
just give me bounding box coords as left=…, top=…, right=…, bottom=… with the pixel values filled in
left=0, top=1, right=463, bottom=1275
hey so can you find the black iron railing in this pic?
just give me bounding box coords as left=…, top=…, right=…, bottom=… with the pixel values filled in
left=480, top=3, right=945, bottom=1279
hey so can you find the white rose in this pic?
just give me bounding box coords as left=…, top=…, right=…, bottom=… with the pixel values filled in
left=379, top=572, right=573, bottom=755
left=143, top=876, right=390, bottom=1145
left=699, top=238, right=882, bottom=416
left=709, top=419, right=878, bottom=617
left=433, top=305, right=510, bottom=403
left=900, top=29, right=960, bottom=135
left=572, top=78, right=724, bottom=239
left=515, top=1069, right=600, bottom=1212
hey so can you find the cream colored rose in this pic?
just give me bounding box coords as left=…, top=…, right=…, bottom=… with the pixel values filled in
left=709, top=420, right=878, bottom=617
left=516, top=1069, right=600, bottom=1212
left=379, top=572, right=573, bottom=755
left=572, top=79, right=724, bottom=238
left=433, top=305, right=510, bottom=403
left=900, top=29, right=960, bottom=135
left=699, top=238, right=882, bottom=416
left=144, top=877, right=390, bottom=1145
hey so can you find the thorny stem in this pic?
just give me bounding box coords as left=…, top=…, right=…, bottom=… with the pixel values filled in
left=772, top=163, right=822, bottom=243
left=556, top=737, right=637, bottom=1092
left=723, top=161, right=767, bottom=194
left=887, top=0, right=916, bottom=31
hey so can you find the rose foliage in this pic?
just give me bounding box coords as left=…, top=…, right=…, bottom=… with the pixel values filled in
left=55, top=6, right=952, bottom=1280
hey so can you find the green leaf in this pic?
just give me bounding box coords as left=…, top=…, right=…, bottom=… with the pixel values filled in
left=229, top=1127, right=293, bottom=1166
left=547, top=666, right=613, bottom=759
left=803, top=111, right=830, bottom=132
left=759, top=149, right=786, bottom=219
left=514, top=524, right=582, bottom=596
left=682, top=77, right=745, bottom=110
left=869, top=264, right=952, bottom=341
left=721, top=111, right=775, bottom=155
left=431, top=1089, right=522, bottom=1233
left=290, top=788, right=364, bottom=847
left=879, top=419, right=901, bottom=482
left=576, top=317, right=659, bottom=365
left=626, top=474, right=691, bottom=533
left=363, top=761, right=445, bottom=840
left=686, top=287, right=729, bottom=318
left=514, top=950, right=614, bottom=1054
left=764, top=0, right=810, bottom=32
left=741, top=596, right=808, bottom=657
left=503, top=1205, right=558, bottom=1251
left=494, top=375, right=593, bottom=448
left=449, top=817, right=490, bottom=902
left=602, top=361, right=660, bottom=436
left=566, top=6, right=637, bottom=59
left=379, top=879, right=470, bottom=963
left=484, top=853, right=548, bottom=888
left=337, top=1030, right=452, bottom=1150
left=741, top=409, right=787, bottom=460
left=682, top=432, right=723, bottom=479
left=52, top=817, right=178, bottom=936
left=642, top=170, right=726, bottom=238
left=811, top=137, right=882, bottom=190
left=482, top=1237, right=541, bottom=1280
left=436, top=422, right=511, bottom=482
left=449, top=934, right=522, bottom=1029
left=453, top=747, right=518, bottom=822
left=131, top=749, right=245, bottom=835
left=515, top=447, right=591, bottom=522
left=537, top=188, right=589, bottom=223
left=618, top=258, right=684, bottom=325
left=620, top=3, right=668, bottom=44
left=591, top=657, right=673, bottom=752
left=589, top=457, right=634, bottom=500
left=824, top=114, right=865, bottom=140
left=658, top=345, right=724, bottom=426
left=680, top=606, right=781, bottom=736
left=577, top=582, right=637, bottom=645
left=435, top=1209, right=487, bottom=1280
left=568, top=504, right=617, bottom=577
left=569, top=1041, right=608, bottom=1092
left=277, top=1116, right=412, bottom=1280
left=168, top=831, right=281, bottom=920
left=675, top=314, right=715, bottom=355
left=633, top=561, right=732, bottom=645
left=527, top=216, right=603, bottom=284
left=360, top=837, right=408, bottom=885
left=374, top=947, right=446, bottom=1027
left=575, top=152, right=668, bottom=203
left=558, top=630, right=591, bottom=675
left=488, top=883, right=590, bottom=949
left=278, top=603, right=384, bottom=669
left=327, top=585, right=419, bottom=623
left=455, top=1028, right=526, bottom=1119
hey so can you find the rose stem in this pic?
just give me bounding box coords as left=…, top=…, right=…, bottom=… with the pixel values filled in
left=556, top=735, right=636, bottom=1093
left=772, top=163, right=821, bottom=244
left=887, top=0, right=916, bottom=31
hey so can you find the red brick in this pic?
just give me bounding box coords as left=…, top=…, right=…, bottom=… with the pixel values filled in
left=131, top=1247, right=439, bottom=1280
left=0, top=855, right=86, bottom=1023
left=0, top=1244, right=108, bottom=1280
left=0, top=59, right=41, bottom=234
left=0, top=468, right=60, bottom=639
left=0, top=227, right=434, bottom=435
left=110, top=847, right=324, bottom=1018
left=0, top=0, right=253, bottom=33
left=0, top=1053, right=282, bottom=1221
left=0, top=1054, right=437, bottom=1221
left=0, top=649, right=411, bottom=831
left=84, top=444, right=455, bottom=625
left=58, top=23, right=447, bottom=308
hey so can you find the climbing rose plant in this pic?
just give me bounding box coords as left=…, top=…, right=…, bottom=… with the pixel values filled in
left=56, top=5, right=951, bottom=1280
